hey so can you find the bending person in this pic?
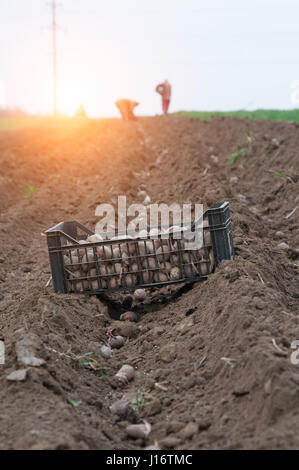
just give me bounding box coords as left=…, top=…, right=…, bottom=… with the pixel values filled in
left=115, top=99, right=139, bottom=121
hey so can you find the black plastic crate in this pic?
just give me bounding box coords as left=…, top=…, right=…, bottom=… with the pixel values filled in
left=45, top=201, right=234, bottom=295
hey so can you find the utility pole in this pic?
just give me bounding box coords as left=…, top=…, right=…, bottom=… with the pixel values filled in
left=51, top=0, right=57, bottom=115
left=46, top=0, right=62, bottom=115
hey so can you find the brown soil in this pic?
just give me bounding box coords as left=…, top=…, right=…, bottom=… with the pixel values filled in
left=0, top=115, right=298, bottom=450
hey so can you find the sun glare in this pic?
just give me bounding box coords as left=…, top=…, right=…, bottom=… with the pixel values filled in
left=0, top=81, right=6, bottom=108
left=58, top=82, right=87, bottom=116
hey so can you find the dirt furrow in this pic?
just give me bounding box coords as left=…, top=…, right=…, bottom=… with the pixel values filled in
left=0, top=116, right=298, bottom=449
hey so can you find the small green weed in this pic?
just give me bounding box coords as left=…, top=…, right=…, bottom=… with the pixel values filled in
left=131, top=390, right=150, bottom=414
left=78, top=352, right=107, bottom=378
left=229, top=146, right=252, bottom=165
left=266, top=169, right=288, bottom=179
left=69, top=399, right=82, bottom=408
left=21, top=185, right=35, bottom=199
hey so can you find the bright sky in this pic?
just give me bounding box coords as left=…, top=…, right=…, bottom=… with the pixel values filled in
left=1, top=0, right=298, bottom=117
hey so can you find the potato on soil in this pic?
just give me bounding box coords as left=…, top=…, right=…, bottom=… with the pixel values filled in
left=120, top=311, right=138, bottom=322
left=100, top=345, right=112, bottom=359
left=108, top=335, right=125, bottom=349
left=115, top=364, right=135, bottom=382
left=110, top=396, right=131, bottom=416
left=126, top=421, right=151, bottom=439
left=133, top=288, right=147, bottom=301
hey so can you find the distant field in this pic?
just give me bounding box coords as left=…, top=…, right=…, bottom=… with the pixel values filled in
left=178, top=109, right=299, bottom=123
left=1, top=110, right=299, bottom=131
left=0, top=116, right=80, bottom=131
left=0, top=118, right=36, bottom=131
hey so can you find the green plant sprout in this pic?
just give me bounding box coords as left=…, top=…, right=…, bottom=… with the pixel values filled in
left=21, top=185, right=35, bottom=199
left=78, top=352, right=107, bottom=377
left=229, top=146, right=252, bottom=165
left=266, top=169, right=287, bottom=179
left=69, top=399, right=82, bottom=408
left=131, top=390, right=150, bottom=413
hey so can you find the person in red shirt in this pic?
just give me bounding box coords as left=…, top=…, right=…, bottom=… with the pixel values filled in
left=155, top=80, right=172, bottom=115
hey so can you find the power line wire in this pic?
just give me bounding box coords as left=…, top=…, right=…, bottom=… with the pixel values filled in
left=47, top=0, right=61, bottom=115
left=52, top=0, right=57, bottom=115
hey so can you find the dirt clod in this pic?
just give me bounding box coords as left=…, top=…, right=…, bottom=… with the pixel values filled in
left=178, top=422, right=198, bottom=440
left=160, top=436, right=182, bottom=449
left=15, top=334, right=45, bottom=367
left=6, top=369, right=28, bottom=382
